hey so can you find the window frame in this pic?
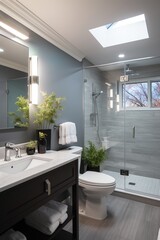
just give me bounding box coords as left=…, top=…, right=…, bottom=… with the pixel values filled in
left=119, top=76, right=160, bottom=110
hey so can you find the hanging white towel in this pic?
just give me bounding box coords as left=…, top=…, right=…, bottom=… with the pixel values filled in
left=45, top=200, right=68, bottom=215
left=25, top=218, right=59, bottom=235
left=59, top=123, right=67, bottom=145
left=59, top=122, right=77, bottom=145
left=25, top=205, right=61, bottom=226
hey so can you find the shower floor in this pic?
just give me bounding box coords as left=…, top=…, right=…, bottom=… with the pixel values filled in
left=103, top=170, right=160, bottom=198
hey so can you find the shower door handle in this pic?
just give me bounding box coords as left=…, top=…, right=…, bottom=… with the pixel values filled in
left=132, top=125, right=135, bottom=138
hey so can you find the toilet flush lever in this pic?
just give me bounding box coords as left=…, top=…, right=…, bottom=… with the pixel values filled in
left=45, top=179, right=51, bottom=195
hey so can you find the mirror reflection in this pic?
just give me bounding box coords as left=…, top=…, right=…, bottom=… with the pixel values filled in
left=0, top=34, right=29, bottom=129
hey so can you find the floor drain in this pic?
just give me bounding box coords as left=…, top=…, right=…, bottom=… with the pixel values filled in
left=129, top=182, right=136, bottom=185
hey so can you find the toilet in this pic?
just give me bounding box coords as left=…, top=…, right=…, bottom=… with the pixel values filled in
left=66, top=146, right=116, bottom=220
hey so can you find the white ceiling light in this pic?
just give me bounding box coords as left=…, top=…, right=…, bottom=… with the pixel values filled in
left=89, top=14, right=149, bottom=48
left=118, top=54, right=125, bottom=58
left=0, top=48, right=4, bottom=52
left=0, top=21, right=29, bottom=40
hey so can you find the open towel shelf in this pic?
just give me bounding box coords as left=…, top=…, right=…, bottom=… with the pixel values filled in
left=14, top=206, right=72, bottom=240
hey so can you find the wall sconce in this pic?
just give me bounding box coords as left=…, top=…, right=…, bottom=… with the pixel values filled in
left=29, top=56, right=39, bottom=105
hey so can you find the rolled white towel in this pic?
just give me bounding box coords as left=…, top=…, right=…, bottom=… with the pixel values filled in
left=59, top=213, right=68, bottom=224
left=25, top=218, right=59, bottom=235
left=8, top=231, right=27, bottom=240
left=0, top=229, right=27, bottom=240
left=45, top=200, right=68, bottom=215
left=25, top=205, right=61, bottom=226
left=0, top=229, right=14, bottom=240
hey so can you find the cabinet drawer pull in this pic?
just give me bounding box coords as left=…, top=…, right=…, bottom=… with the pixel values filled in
left=45, top=179, right=51, bottom=195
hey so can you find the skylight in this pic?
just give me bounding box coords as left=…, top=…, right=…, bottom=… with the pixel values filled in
left=89, top=14, right=149, bottom=48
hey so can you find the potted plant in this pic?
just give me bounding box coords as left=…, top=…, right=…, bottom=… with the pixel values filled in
left=8, top=95, right=29, bottom=128
left=82, top=141, right=106, bottom=172
left=37, top=131, right=47, bottom=154
left=26, top=140, right=37, bottom=155
left=34, top=91, right=64, bottom=150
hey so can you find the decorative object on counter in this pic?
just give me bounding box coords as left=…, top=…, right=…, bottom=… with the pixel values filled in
left=37, top=131, right=47, bottom=154
left=34, top=91, right=64, bottom=149
left=36, top=129, right=51, bottom=151
left=59, top=122, right=77, bottom=145
left=8, top=95, right=29, bottom=128
left=26, top=140, right=37, bottom=155
left=82, top=141, right=106, bottom=172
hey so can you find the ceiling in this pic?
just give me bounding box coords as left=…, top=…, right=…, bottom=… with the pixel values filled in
left=4, top=0, right=160, bottom=68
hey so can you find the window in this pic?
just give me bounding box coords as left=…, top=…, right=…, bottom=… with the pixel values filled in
left=151, top=81, right=160, bottom=107
left=121, top=79, right=160, bottom=109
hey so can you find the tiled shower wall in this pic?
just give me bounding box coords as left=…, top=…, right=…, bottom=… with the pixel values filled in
left=83, top=67, right=108, bottom=147
left=84, top=65, right=160, bottom=182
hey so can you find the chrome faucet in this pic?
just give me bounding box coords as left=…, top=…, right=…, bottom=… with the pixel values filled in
left=4, top=142, right=21, bottom=161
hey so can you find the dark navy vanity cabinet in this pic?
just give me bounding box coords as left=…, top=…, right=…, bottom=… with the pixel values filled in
left=0, top=160, right=79, bottom=240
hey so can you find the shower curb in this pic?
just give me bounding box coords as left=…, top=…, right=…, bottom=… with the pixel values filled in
left=112, top=190, right=160, bottom=207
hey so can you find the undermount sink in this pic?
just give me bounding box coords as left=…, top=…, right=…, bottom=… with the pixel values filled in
left=0, top=156, right=51, bottom=174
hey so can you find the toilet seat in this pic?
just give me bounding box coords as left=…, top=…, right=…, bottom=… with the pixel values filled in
left=79, top=171, right=116, bottom=187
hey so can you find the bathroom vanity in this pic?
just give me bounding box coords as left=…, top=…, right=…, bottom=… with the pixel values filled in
left=0, top=151, right=79, bottom=240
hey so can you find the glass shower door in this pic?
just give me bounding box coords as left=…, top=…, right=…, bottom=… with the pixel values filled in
left=123, top=62, right=160, bottom=198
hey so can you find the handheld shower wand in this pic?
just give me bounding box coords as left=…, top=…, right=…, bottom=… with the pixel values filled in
left=92, top=90, right=103, bottom=98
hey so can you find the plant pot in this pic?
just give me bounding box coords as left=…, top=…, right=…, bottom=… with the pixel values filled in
left=36, top=129, right=51, bottom=150
left=87, top=165, right=100, bottom=172
left=26, top=147, right=35, bottom=155
left=38, top=138, right=47, bottom=154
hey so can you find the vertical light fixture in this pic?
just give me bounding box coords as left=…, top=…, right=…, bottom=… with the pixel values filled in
left=109, top=88, right=113, bottom=109
left=109, top=89, right=113, bottom=98
left=116, top=81, right=120, bottom=112
left=30, top=56, right=39, bottom=105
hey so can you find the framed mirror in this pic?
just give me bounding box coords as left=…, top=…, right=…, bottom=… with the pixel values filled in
left=0, top=34, right=29, bottom=129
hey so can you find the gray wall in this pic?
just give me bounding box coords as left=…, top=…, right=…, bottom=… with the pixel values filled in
left=0, top=30, right=84, bottom=149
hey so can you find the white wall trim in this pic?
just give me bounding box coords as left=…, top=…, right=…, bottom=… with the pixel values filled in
left=0, top=0, right=85, bottom=62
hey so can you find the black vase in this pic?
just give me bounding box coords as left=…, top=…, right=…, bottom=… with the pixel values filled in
left=38, top=137, right=47, bottom=154
left=26, top=147, right=35, bottom=155
left=36, top=129, right=51, bottom=150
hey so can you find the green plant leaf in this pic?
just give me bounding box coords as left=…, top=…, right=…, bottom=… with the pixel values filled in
left=82, top=141, right=106, bottom=167
left=34, top=91, right=64, bottom=129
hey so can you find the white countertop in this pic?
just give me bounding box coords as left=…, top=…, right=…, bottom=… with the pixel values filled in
left=0, top=150, right=80, bottom=192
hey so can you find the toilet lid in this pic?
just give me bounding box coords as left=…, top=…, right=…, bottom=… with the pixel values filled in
left=79, top=171, right=116, bottom=187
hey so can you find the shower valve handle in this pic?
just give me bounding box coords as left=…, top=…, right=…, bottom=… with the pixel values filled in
left=132, top=125, right=135, bottom=138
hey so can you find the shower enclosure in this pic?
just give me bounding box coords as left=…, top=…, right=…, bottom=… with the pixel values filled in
left=83, top=57, right=160, bottom=200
